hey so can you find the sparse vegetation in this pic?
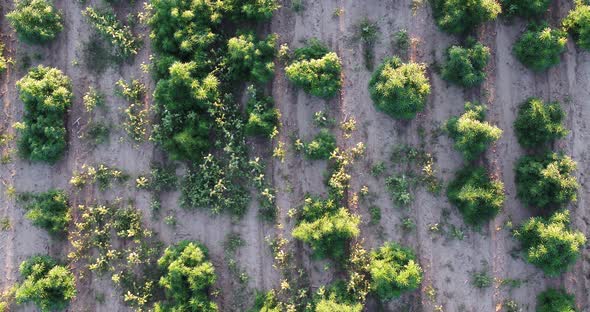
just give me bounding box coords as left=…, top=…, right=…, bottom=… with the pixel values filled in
left=16, top=65, right=72, bottom=163
left=7, top=0, right=63, bottom=43
left=500, top=0, right=550, bottom=17
left=514, top=210, right=586, bottom=276
left=83, top=7, right=141, bottom=58
left=513, top=23, right=567, bottom=72
left=369, top=56, right=430, bottom=119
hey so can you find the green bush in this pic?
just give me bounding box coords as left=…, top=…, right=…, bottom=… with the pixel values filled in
left=83, top=7, right=141, bottom=58
left=500, top=0, right=550, bottom=17
left=249, top=290, right=280, bottom=311
left=152, top=62, right=218, bottom=161
left=369, top=242, right=423, bottom=300
left=446, top=102, right=502, bottom=160
left=447, top=166, right=505, bottom=226
left=155, top=240, right=218, bottom=312
left=369, top=56, right=430, bottom=119
left=16, top=65, right=72, bottom=163
left=432, top=0, right=502, bottom=34
left=514, top=98, right=568, bottom=148
left=18, top=189, right=70, bottom=235
left=563, top=1, right=590, bottom=51
left=244, top=86, right=279, bottom=138
left=233, top=0, right=280, bottom=20
left=513, top=23, right=567, bottom=72
left=15, top=255, right=76, bottom=312
left=514, top=210, right=586, bottom=276
left=536, top=288, right=577, bottom=312
left=226, top=32, right=276, bottom=83
left=7, top=0, right=63, bottom=43
left=313, top=282, right=363, bottom=312
left=0, top=42, right=7, bottom=73
left=441, top=39, right=490, bottom=88
left=292, top=197, right=360, bottom=260
left=305, top=129, right=337, bottom=160
left=285, top=40, right=342, bottom=98
left=515, top=153, right=578, bottom=208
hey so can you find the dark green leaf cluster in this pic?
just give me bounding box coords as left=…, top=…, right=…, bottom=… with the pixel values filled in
left=7, top=0, right=63, bottom=43
left=16, top=65, right=72, bottom=163
left=536, top=288, right=577, bottom=312
left=515, top=153, right=578, bottom=208
left=563, top=1, right=590, bottom=51
left=513, top=23, right=567, bottom=72
left=368, top=242, right=423, bottom=300
left=447, top=166, right=505, bottom=225
left=18, top=189, right=70, bottom=235
left=441, top=40, right=490, bottom=87
left=245, top=86, right=280, bottom=137
left=369, top=56, right=430, bottom=119
left=500, top=0, right=550, bottom=17
left=15, top=255, right=76, bottom=312
left=305, top=129, right=337, bottom=160
left=514, top=98, right=568, bottom=148
left=285, top=40, right=342, bottom=98
left=83, top=7, right=141, bottom=58
left=292, top=196, right=360, bottom=260
left=432, top=0, right=502, bottom=34
left=446, top=102, right=502, bottom=160
left=514, top=210, right=586, bottom=276
left=152, top=62, right=218, bottom=161
left=226, top=32, right=276, bottom=83
left=249, top=290, right=281, bottom=312
left=155, top=241, right=218, bottom=312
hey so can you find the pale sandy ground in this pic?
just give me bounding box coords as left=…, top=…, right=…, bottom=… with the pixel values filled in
left=1, top=0, right=590, bottom=311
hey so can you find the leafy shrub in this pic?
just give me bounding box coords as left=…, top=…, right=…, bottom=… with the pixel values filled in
left=83, top=86, right=104, bottom=112
left=514, top=210, right=586, bottom=276
left=155, top=240, right=218, bottom=312
left=514, top=98, right=568, bottom=148
left=152, top=62, right=218, bottom=161
left=447, top=166, right=505, bottom=226
left=18, top=189, right=70, bottom=235
left=536, top=288, right=577, bottom=312
left=116, top=79, right=149, bottom=142
left=83, top=7, right=141, bottom=58
left=500, top=0, right=550, bottom=17
left=313, top=282, right=363, bottom=312
left=244, top=86, right=279, bottom=138
left=369, top=242, right=423, bottom=300
left=16, top=65, right=72, bottom=163
left=7, top=0, right=63, bottom=43
left=446, top=102, right=502, bottom=160
left=515, top=153, right=578, bottom=208
left=15, top=255, right=76, bottom=312
left=0, top=42, right=7, bottom=73
left=513, top=23, right=567, bottom=72
left=249, top=290, right=280, bottom=311
left=233, top=0, right=280, bottom=21
left=226, top=32, right=276, bottom=83
left=563, top=1, right=590, bottom=51
left=432, top=0, right=501, bottom=34
left=369, top=56, right=430, bottom=119
left=386, top=174, right=413, bottom=207
left=292, top=196, right=360, bottom=260
left=441, top=39, right=490, bottom=88
left=285, top=40, right=342, bottom=98
left=305, top=129, right=337, bottom=160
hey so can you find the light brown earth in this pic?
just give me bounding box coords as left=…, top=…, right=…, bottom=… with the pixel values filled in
left=1, top=0, right=589, bottom=311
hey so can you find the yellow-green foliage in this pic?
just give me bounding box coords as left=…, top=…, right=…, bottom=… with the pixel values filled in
left=369, top=242, right=423, bottom=300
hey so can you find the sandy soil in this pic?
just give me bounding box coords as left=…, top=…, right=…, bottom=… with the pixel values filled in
left=1, top=0, right=590, bottom=311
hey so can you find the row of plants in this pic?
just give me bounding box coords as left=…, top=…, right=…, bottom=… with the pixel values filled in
left=83, top=7, right=142, bottom=59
